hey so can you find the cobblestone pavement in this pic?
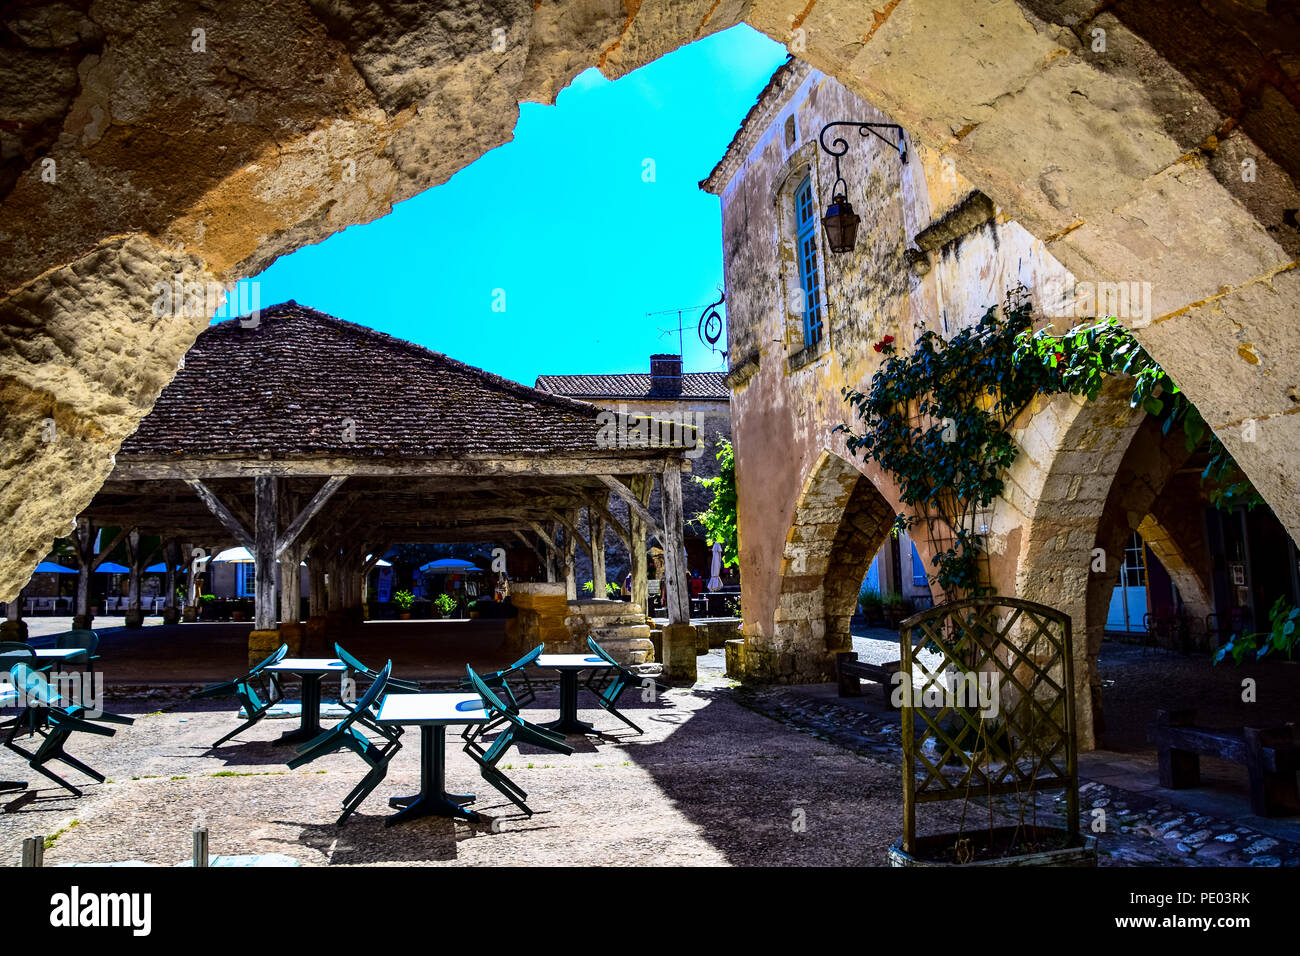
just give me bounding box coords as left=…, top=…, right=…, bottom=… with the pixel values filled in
left=732, top=682, right=1300, bottom=867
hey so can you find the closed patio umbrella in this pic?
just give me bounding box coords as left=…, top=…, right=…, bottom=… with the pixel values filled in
left=707, top=542, right=723, bottom=591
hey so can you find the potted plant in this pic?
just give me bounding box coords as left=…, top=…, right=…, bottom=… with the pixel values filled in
left=433, top=593, right=457, bottom=619
left=882, top=592, right=912, bottom=627
left=393, top=589, right=414, bottom=619
left=858, top=586, right=884, bottom=625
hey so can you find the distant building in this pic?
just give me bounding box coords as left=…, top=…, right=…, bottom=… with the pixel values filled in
left=536, top=354, right=733, bottom=597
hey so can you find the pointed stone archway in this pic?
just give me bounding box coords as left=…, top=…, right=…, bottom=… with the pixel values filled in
left=729, top=449, right=896, bottom=682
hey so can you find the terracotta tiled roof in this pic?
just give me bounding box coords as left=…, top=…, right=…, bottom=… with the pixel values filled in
left=534, top=372, right=729, bottom=401
left=120, top=302, right=664, bottom=459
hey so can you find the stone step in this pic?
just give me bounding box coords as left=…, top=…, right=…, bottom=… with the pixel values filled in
left=588, top=624, right=652, bottom=642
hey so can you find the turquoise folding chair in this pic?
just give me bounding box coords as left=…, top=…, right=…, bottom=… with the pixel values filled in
left=191, top=643, right=287, bottom=747
left=0, top=643, right=37, bottom=735
left=287, top=662, right=401, bottom=825
left=335, top=643, right=418, bottom=737
left=458, top=644, right=543, bottom=741
left=4, top=664, right=133, bottom=796
left=464, top=666, right=572, bottom=817
left=56, top=630, right=99, bottom=680
left=584, top=637, right=669, bottom=735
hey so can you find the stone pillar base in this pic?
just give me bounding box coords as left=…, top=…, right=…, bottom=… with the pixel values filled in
left=723, top=640, right=838, bottom=684
left=0, top=619, right=29, bottom=642
left=661, top=624, right=697, bottom=686
left=723, top=639, right=745, bottom=680
left=249, top=627, right=295, bottom=668
left=162, top=607, right=181, bottom=625
left=72, top=613, right=93, bottom=630
left=123, top=609, right=144, bottom=629
left=280, top=621, right=310, bottom=654
left=182, top=604, right=197, bottom=623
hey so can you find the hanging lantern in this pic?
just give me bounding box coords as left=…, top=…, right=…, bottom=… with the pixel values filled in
left=822, top=194, right=860, bottom=254
left=818, top=120, right=906, bottom=256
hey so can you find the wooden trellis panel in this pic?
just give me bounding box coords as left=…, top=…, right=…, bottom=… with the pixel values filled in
left=898, top=596, right=1079, bottom=854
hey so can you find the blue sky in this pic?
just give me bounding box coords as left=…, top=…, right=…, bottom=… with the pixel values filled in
left=233, top=25, right=787, bottom=385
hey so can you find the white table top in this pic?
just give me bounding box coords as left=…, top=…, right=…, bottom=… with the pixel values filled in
left=33, top=648, right=86, bottom=659
left=265, top=658, right=346, bottom=674
left=536, top=654, right=610, bottom=670
left=375, top=692, right=488, bottom=726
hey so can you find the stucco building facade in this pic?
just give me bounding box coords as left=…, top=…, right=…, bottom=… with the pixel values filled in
left=701, top=60, right=1293, bottom=748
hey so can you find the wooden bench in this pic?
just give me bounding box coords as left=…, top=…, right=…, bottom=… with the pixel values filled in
left=836, top=651, right=901, bottom=708
left=1147, top=709, right=1300, bottom=817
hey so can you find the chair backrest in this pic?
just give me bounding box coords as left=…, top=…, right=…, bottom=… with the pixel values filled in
left=9, top=663, right=60, bottom=708
left=335, top=662, right=389, bottom=734
left=247, top=643, right=288, bottom=679
left=0, top=642, right=36, bottom=669
left=334, top=643, right=374, bottom=678
left=57, top=630, right=98, bottom=654
left=586, top=636, right=621, bottom=670
left=355, top=662, right=390, bottom=709
left=466, top=666, right=512, bottom=716
left=508, top=644, right=544, bottom=672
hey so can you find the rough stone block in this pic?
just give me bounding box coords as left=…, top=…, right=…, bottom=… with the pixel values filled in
left=661, top=624, right=697, bottom=685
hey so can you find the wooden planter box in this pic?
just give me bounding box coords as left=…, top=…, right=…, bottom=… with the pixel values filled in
left=888, top=826, right=1097, bottom=867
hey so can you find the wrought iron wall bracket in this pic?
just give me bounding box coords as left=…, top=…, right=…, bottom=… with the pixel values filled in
left=697, top=292, right=725, bottom=356
left=818, top=121, right=907, bottom=200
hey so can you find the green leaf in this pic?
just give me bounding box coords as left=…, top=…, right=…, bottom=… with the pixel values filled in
left=1142, top=397, right=1164, bottom=417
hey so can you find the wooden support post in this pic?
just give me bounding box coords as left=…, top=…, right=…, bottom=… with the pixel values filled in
left=628, top=476, right=649, bottom=616
left=562, top=513, right=577, bottom=600
left=590, top=506, right=607, bottom=598
left=326, top=554, right=342, bottom=612
left=163, top=539, right=180, bottom=624
left=184, top=538, right=198, bottom=621
left=253, top=476, right=278, bottom=632
left=308, top=557, right=326, bottom=617
left=73, top=518, right=95, bottom=629
left=125, top=529, right=144, bottom=628
left=280, top=542, right=302, bottom=625
left=658, top=462, right=696, bottom=684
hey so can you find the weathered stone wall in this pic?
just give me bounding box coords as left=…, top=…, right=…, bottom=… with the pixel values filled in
left=707, top=60, right=1080, bottom=661
left=1, top=0, right=1297, bottom=624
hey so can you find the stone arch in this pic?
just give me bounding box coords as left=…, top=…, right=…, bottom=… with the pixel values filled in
left=1002, top=379, right=1147, bottom=748
left=737, top=449, right=895, bottom=682
left=1, top=2, right=1298, bottom=601
left=1080, top=409, right=1218, bottom=692
left=1136, top=512, right=1214, bottom=628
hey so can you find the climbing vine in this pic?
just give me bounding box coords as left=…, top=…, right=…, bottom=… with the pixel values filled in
left=839, top=288, right=1260, bottom=598
left=695, top=437, right=739, bottom=568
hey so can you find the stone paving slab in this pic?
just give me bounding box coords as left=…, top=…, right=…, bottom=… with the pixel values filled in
left=0, top=684, right=971, bottom=867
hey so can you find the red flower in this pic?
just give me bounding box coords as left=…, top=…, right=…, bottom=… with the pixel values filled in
left=873, top=334, right=896, bottom=354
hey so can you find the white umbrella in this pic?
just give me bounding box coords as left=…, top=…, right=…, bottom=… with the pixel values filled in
left=211, top=547, right=254, bottom=563
left=707, top=542, right=723, bottom=591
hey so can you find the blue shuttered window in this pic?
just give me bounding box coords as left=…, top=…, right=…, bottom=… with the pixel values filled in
left=794, top=176, right=823, bottom=347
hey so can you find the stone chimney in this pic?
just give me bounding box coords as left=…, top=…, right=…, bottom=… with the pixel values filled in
left=649, top=353, right=683, bottom=396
